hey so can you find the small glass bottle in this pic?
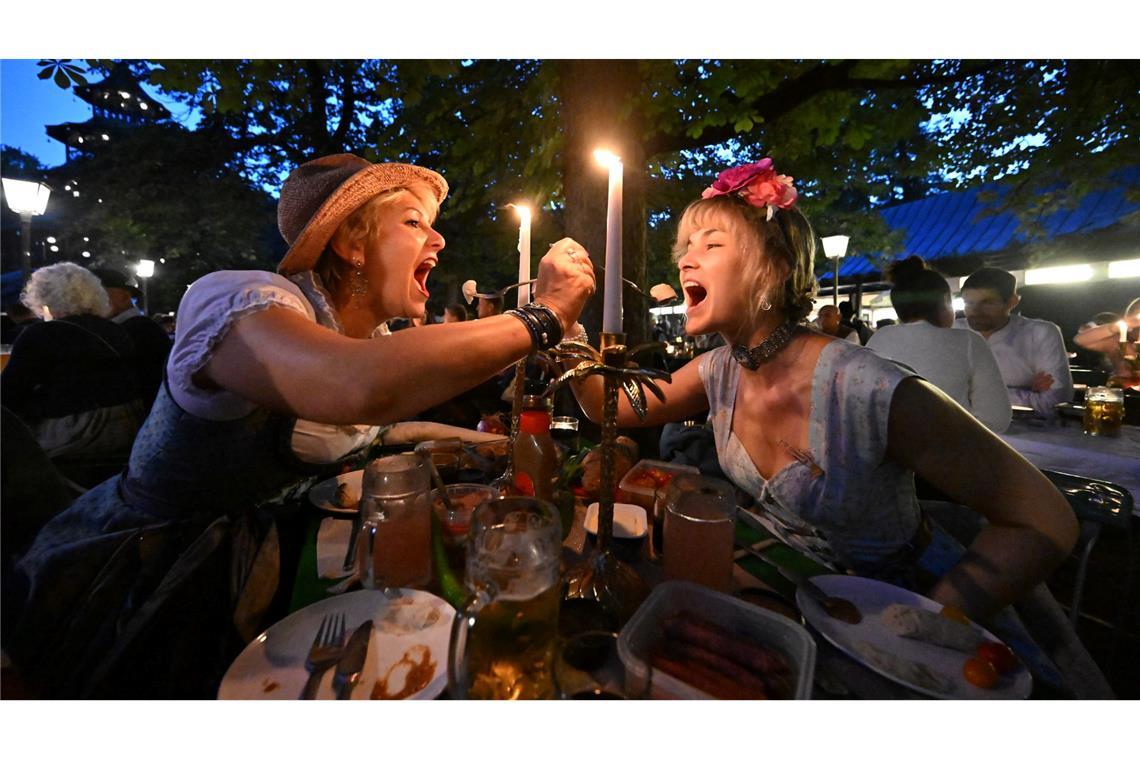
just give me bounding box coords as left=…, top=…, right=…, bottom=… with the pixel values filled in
left=512, top=395, right=558, bottom=503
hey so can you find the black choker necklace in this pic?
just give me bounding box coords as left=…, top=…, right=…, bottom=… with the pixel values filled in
left=730, top=322, right=798, bottom=370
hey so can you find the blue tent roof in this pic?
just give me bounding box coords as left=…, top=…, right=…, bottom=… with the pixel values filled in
left=819, top=167, right=1140, bottom=281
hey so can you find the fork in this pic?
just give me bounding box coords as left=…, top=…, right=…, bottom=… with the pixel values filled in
left=300, top=612, right=346, bottom=699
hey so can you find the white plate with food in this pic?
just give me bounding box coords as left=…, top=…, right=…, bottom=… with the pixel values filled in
left=797, top=575, right=1031, bottom=699
left=308, top=470, right=364, bottom=515
left=218, top=589, right=454, bottom=700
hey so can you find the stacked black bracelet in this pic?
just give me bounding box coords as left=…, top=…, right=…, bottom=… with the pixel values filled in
left=507, top=302, right=564, bottom=351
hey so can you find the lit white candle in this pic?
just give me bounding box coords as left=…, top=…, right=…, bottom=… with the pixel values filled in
left=595, top=150, right=623, bottom=334
left=513, top=204, right=532, bottom=307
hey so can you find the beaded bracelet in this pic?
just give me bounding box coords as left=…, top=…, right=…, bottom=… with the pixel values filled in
left=507, top=302, right=564, bottom=351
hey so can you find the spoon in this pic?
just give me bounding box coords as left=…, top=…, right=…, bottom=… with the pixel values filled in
left=734, top=538, right=862, bottom=624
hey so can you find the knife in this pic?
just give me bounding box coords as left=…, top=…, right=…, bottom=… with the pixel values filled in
left=333, top=620, right=373, bottom=699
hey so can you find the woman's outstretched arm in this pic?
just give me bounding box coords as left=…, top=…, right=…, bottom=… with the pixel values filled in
left=887, top=377, right=1078, bottom=621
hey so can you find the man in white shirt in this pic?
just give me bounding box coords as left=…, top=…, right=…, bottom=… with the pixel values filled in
left=954, top=267, right=1073, bottom=417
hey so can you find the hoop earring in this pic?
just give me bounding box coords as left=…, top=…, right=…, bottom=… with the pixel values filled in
left=760, top=295, right=773, bottom=311
left=350, top=259, right=369, bottom=299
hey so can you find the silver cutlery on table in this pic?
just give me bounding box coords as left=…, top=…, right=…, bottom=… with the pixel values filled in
left=333, top=620, right=374, bottom=700
left=301, top=612, right=346, bottom=699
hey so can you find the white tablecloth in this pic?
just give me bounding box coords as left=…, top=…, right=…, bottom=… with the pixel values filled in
left=999, top=420, right=1140, bottom=516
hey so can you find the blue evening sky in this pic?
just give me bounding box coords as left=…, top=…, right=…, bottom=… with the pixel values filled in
left=1, top=59, right=199, bottom=168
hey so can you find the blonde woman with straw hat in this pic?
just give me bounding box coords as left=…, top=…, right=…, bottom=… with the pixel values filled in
left=6, top=154, right=595, bottom=697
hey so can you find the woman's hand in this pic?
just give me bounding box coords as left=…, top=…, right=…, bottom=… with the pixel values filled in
left=533, top=238, right=596, bottom=334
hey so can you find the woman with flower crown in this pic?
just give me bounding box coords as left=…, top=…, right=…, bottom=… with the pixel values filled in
left=569, top=157, right=1111, bottom=696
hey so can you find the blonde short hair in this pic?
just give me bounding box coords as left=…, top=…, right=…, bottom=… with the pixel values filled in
left=673, top=194, right=817, bottom=331
left=315, top=182, right=441, bottom=290
left=20, top=262, right=112, bottom=319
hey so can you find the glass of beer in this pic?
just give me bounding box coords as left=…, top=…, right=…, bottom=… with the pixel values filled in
left=448, top=496, right=562, bottom=699
left=1083, top=386, right=1124, bottom=437
left=662, top=474, right=737, bottom=593
left=359, top=453, right=432, bottom=589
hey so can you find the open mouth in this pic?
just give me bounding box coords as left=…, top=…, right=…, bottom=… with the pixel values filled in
left=413, top=260, right=435, bottom=298
left=683, top=282, right=708, bottom=310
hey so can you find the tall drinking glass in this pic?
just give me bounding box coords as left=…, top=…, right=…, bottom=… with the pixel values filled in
left=449, top=496, right=562, bottom=699
left=359, top=453, right=432, bottom=589
left=662, top=474, right=737, bottom=592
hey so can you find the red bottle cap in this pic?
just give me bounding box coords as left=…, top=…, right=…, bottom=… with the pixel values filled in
left=519, top=410, right=551, bottom=435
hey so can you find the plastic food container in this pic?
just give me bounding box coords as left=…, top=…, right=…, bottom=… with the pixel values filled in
left=617, top=459, right=700, bottom=511
left=617, top=581, right=816, bottom=699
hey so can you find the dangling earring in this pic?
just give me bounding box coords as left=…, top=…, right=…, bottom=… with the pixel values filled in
left=350, top=258, right=369, bottom=299
left=760, top=295, right=773, bottom=311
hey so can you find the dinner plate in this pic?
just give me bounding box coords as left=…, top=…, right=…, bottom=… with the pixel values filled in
left=308, top=470, right=363, bottom=515
left=218, top=589, right=454, bottom=700
left=797, top=575, right=1031, bottom=699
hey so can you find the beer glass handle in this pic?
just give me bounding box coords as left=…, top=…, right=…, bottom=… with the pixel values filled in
left=360, top=517, right=380, bottom=590
left=447, top=585, right=495, bottom=699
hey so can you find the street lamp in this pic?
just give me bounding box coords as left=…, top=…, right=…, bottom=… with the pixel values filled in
left=135, top=259, right=155, bottom=315
left=2, top=177, right=52, bottom=279
left=821, top=235, right=849, bottom=306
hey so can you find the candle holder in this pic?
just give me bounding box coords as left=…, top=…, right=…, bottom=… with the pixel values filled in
left=545, top=332, right=672, bottom=628
left=491, top=357, right=530, bottom=495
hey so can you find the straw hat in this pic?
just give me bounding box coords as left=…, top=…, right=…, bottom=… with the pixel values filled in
left=276, top=154, right=448, bottom=276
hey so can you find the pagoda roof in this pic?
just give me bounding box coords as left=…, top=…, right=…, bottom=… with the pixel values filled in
left=73, top=63, right=170, bottom=120
left=46, top=117, right=133, bottom=151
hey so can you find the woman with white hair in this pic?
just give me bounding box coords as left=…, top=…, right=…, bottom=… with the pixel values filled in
left=2, top=262, right=145, bottom=465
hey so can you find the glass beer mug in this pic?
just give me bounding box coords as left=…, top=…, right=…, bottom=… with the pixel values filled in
left=359, top=453, right=433, bottom=590
left=448, top=496, right=562, bottom=699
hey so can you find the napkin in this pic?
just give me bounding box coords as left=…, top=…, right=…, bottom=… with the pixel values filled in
left=316, top=517, right=355, bottom=579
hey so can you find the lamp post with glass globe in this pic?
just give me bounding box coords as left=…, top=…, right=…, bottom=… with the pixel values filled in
left=136, top=259, right=155, bottom=315
left=2, top=177, right=52, bottom=279
left=821, top=235, right=849, bottom=306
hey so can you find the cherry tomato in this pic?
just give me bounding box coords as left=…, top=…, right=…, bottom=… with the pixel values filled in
left=963, top=656, right=998, bottom=689
left=976, top=641, right=1017, bottom=675
left=939, top=605, right=970, bottom=625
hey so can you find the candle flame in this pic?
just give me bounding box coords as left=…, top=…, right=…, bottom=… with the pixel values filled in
left=593, top=149, right=621, bottom=168
left=508, top=203, right=532, bottom=223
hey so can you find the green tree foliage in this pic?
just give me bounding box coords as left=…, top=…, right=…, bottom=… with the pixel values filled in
left=38, top=59, right=1140, bottom=334
left=44, top=123, right=279, bottom=313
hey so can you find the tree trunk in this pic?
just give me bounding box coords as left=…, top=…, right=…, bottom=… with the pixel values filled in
left=557, top=60, right=648, bottom=345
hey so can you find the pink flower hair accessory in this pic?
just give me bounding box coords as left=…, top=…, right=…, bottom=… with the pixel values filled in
left=701, top=158, right=798, bottom=221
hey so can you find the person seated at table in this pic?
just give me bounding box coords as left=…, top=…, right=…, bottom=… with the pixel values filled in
left=1073, top=298, right=1140, bottom=390
left=4, top=153, right=596, bottom=698
left=567, top=157, right=1106, bottom=696
left=815, top=304, right=860, bottom=343
left=1, top=263, right=147, bottom=474
left=954, top=267, right=1073, bottom=417
left=443, top=303, right=468, bottom=323
left=838, top=300, right=873, bottom=345
left=867, top=256, right=1010, bottom=432
left=477, top=293, right=504, bottom=319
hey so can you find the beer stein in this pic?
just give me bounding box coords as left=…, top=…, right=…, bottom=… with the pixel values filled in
left=448, top=496, right=562, bottom=699
left=359, top=453, right=432, bottom=590
left=1083, top=386, right=1124, bottom=437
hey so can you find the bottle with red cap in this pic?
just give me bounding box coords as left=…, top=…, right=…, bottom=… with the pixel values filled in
left=512, top=395, right=558, bottom=504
